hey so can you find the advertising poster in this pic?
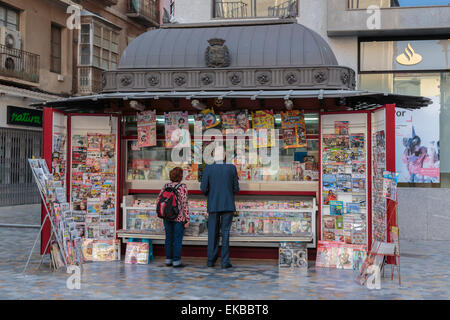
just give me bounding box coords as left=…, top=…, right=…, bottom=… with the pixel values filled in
left=280, top=110, right=307, bottom=149
left=395, top=96, right=440, bottom=183
left=252, top=110, right=275, bottom=148
left=137, top=110, right=156, bottom=148
left=164, top=111, right=190, bottom=149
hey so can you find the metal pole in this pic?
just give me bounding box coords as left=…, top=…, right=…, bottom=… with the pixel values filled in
left=22, top=213, right=49, bottom=274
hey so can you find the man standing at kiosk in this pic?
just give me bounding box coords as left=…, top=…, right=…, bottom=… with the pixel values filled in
left=200, top=146, right=240, bottom=269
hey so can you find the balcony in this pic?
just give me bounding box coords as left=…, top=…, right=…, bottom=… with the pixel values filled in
left=78, top=66, right=103, bottom=95
left=215, top=1, right=248, bottom=19
left=126, top=0, right=159, bottom=28
left=0, top=44, right=40, bottom=84
left=214, top=0, right=297, bottom=18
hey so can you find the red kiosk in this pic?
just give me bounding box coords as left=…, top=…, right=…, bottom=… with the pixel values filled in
left=36, top=21, right=430, bottom=261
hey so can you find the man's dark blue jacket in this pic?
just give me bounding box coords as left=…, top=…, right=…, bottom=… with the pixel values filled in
left=200, top=163, right=240, bottom=213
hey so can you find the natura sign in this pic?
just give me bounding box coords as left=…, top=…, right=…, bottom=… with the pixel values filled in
left=7, top=106, right=43, bottom=128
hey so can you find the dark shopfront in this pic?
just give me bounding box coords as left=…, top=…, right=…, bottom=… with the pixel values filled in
left=35, top=21, right=430, bottom=260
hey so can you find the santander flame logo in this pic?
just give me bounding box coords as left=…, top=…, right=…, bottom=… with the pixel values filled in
left=396, top=43, right=423, bottom=66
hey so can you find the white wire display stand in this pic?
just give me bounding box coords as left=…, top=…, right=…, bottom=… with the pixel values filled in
left=23, top=159, right=82, bottom=273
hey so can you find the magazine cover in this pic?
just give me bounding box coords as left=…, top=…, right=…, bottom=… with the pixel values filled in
left=92, top=240, right=120, bottom=261
left=337, top=174, right=352, bottom=192
left=329, top=148, right=345, bottom=164
left=101, top=134, right=116, bottom=153
left=323, top=190, right=337, bottom=205
left=72, top=135, right=87, bottom=151
left=280, top=110, right=307, bottom=149
left=220, top=111, right=237, bottom=134
left=315, top=241, right=331, bottom=268
left=125, top=242, right=150, bottom=264
left=346, top=202, right=361, bottom=214
left=323, top=215, right=336, bottom=229
left=336, top=135, right=350, bottom=149
left=81, top=239, right=94, bottom=262
left=252, top=110, right=275, bottom=148
left=352, top=248, right=367, bottom=271
left=279, top=242, right=307, bottom=269
left=322, top=134, right=338, bottom=149
left=352, top=174, right=366, bottom=193
left=164, top=111, right=190, bottom=148
left=236, top=109, right=250, bottom=131
left=334, top=121, right=349, bottom=135
left=200, top=108, right=220, bottom=129
left=335, top=215, right=344, bottom=230
left=329, top=243, right=340, bottom=268
left=352, top=162, right=366, bottom=174
left=137, top=110, right=157, bottom=147
left=350, top=134, right=365, bottom=149
left=329, top=200, right=344, bottom=215
left=336, top=246, right=353, bottom=269
left=322, top=174, right=337, bottom=192
left=323, top=230, right=335, bottom=241
left=87, top=134, right=102, bottom=152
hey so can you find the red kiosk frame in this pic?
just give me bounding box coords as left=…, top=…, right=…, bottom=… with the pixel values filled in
left=40, top=101, right=398, bottom=261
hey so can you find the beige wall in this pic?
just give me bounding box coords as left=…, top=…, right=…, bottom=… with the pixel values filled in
left=2, top=0, right=74, bottom=95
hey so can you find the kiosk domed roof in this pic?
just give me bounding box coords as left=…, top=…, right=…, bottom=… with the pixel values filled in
left=119, top=22, right=338, bottom=69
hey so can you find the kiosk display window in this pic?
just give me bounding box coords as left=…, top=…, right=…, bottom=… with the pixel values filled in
left=125, top=112, right=320, bottom=186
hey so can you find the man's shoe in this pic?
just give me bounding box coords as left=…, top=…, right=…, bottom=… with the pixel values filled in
left=207, top=263, right=215, bottom=267
left=221, top=263, right=233, bottom=269
left=173, top=263, right=186, bottom=268
left=165, top=263, right=173, bottom=267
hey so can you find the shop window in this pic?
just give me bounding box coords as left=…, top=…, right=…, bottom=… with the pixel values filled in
left=0, top=4, right=19, bottom=31
left=349, top=0, right=450, bottom=9
left=360, top=39, right=450, bottom=72
left=50, top=24, right=62, bottom=74
left=214, top=0, right=298, bottom=19
left=359, top=72, right=450, bottom=187
left=359, top=38, right=449, bottom=187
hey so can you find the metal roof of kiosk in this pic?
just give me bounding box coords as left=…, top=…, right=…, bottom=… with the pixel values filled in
left=31, top=20, right=431, bottom=111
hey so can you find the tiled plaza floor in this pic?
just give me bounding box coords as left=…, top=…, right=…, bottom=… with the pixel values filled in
left=0, top=205, right=449, bottom=300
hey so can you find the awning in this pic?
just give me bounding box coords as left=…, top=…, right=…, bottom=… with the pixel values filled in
left=31, top=89, right=432, bottom=112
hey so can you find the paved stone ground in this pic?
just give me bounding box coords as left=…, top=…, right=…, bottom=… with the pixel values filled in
left=0, top=205, right=449, bottom=300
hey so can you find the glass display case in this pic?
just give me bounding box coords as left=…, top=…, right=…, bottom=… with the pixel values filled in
left=121, top=194, right=317, bottom=247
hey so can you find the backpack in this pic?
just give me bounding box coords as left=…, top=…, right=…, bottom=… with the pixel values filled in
left=156, top=184, right=182, bottom=221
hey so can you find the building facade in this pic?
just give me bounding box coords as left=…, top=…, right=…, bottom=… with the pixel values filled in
left=0, top=0, right=163, bottom=206
left=170, top=0, right=450, bottom=240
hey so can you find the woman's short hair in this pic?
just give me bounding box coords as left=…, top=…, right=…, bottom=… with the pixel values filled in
left=169, top=167, right=183, bottom=183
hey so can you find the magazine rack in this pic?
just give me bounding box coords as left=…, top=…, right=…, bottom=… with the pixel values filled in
left=356, top=188, right=401, bottom=286
left=23, top=159, right=69, bottom=273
